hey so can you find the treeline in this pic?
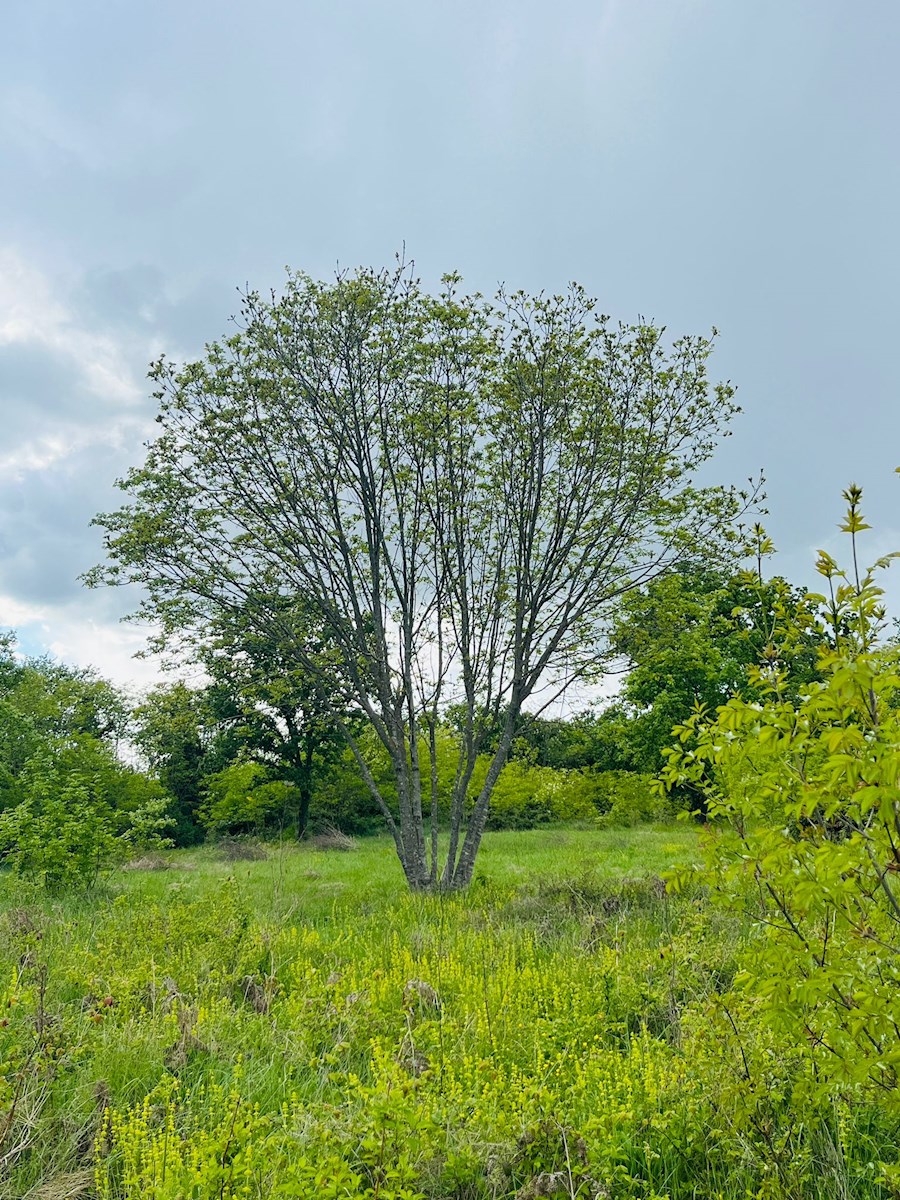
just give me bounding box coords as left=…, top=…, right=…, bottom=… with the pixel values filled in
left=0, top=558, right=828, bottom=880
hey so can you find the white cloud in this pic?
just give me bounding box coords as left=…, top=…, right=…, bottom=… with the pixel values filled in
left=1, top=590, right=166, bottom=692
left=0, top=247, right=152, bottom=476
left=0, top=247, right=144, bottom=384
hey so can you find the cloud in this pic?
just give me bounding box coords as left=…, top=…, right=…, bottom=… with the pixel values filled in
left=0, top=252, right=160, bottom=627
left=0, top=245, right=242, bottom=691
left=0, top=248, right=151, bottom=463
left=0, top=251, right=154, bottom=618
left=0, top=588, right=165, bottom=692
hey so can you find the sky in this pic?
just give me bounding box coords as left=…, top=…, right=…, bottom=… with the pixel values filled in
left=1, top=0, right=898, bottom=694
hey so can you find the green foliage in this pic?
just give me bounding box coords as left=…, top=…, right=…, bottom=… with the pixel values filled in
left=0, top=740, right=171, bottom=890
left=485, top=759, right=598, bottom=829
left=3, top=652, right=131, bottom=746
left=132, top=682, right=224, bottom=845
left=0, top=699, right=42, bottom=809
left=662, top=485, right=900, bottom=1102
left=609, top=559, right=827, bottom=776
left=592, top=770, right=670, bottom=827
left=0, top=635, right=174, bottom=889
left=313, top=743, right=391, bottom=834
left=0, top=756, right=120, bottom=890
left=200, top=761, right=299, bottom=834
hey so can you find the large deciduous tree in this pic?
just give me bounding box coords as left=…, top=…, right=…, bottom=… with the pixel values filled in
left=88, top=262, right=747, bottom=889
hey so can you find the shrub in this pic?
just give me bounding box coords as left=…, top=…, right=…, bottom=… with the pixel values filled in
left=662, top=486, right=900, bottom=1102
left=592, top=770, right=670, bottom=827
left=0, top=745, right=172, bottom=890
left=481, top=762, right=594, bottom=830
left=200, top=762, right=298, bottom=834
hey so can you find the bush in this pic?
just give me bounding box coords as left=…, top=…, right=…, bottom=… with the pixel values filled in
left=0, top=744, right=172, bottom=890
left=312, top=749, right=387, bottom=835
left=662, top=487, right=900, bottom=1102
left=486, top=761, right=598, bottom=829
left=592, top=770, right=671, bottom=827
left=200, top=762, right=298, bottom=834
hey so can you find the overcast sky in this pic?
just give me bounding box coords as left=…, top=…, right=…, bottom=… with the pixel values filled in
left=1, top=0, right=898, bottom=692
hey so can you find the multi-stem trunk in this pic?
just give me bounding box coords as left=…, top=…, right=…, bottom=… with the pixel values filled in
left=449, top=716, right=519, bottom=889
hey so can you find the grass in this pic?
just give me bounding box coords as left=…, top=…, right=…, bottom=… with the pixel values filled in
left=117, top=824, right=701, bottom=918
left=0, top=824, right=896, bottom=1199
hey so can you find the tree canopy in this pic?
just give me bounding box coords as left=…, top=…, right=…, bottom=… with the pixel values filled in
left=89, top=262, right=749, bottom=889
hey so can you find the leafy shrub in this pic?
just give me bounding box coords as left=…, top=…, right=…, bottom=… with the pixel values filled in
left=201, top=762, right=299, bottom=834
left=486, top=761, right=598, bottom=829
left=0, top=744, right=172, bottom=890
left=662, top=486, right=900, bottom=1102
left=592, top=770, right=671, bottom=827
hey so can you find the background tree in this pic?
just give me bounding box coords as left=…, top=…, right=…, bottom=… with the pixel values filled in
left=605, top=557, right=827, bottom=777
left=131, top=682, right=223, bottom=846
left=89, top=263, right=749, bottom=890
left=200, top=605, right=352, bottom=838
left=3, top=652, right=130, bottom=751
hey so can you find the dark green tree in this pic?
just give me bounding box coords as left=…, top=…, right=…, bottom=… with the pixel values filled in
left=607, top=553, right=827, bottom=777
left=131, top=682, right=220, bottom=845
left=200, top=607, right=352, bottom=837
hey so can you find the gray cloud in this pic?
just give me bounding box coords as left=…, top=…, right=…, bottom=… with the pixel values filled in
left=0, top=341, right=83, bottom=433
left=0, top=0, right=899, bottom=686
left=0, top=445, right=129, bottom=603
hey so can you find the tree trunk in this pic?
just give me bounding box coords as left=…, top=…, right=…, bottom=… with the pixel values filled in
left=295, top=735, right=314, bottom=839
left=449, top=716, right=518, bottom=889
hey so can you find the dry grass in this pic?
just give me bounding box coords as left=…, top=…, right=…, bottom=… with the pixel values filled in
left=309, top=825, right=358, bottom=852
left=121, top=854, right=171, bottom=872
left=216, top=838, right=268, bottom=862
left=28, top=1170, right=95, bottom=1199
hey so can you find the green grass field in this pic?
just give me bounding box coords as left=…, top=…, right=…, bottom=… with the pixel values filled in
left=115, top=825, right=701, bottom=916
left=0, top=825, right=896, bottom=1199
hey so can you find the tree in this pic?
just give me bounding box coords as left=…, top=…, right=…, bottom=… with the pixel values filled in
left=0, top=638, right=136, bottom=814
left=606, top=556, right=827, bottom=777
left=131, top=682, right=222, bottom=845
left=201, top=606, right=351, bottom=838
left=0, top=645, right=131, bottom=752
left=89, top=262, right=748, bottom=889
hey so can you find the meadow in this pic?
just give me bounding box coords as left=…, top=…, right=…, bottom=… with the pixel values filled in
left=1, top=825, right=898, bottom=1200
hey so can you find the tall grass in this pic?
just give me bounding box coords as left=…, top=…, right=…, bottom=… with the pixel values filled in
left=0, top=826, right=896, bottom=1198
